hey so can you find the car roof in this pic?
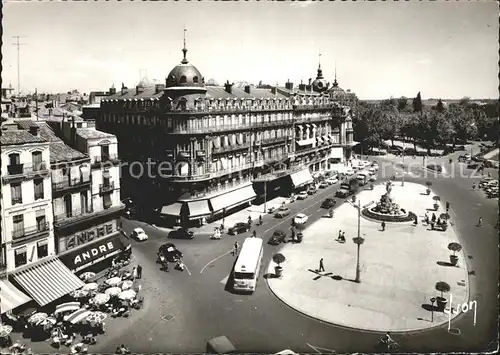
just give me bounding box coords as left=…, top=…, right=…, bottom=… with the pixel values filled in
left=296, top=213, right=306, bottom=217
left=133, top=227, right=145, bottom=233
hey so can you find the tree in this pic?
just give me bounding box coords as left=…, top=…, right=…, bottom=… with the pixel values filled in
left=435, top=281, right=450, bottom=298
left=459, top=96, right=470, bottom=107
left=397, top=97, right=408, bottom=111
left=435, top=99, right=445, bottom=113
left=413, top=92, right=423, bottom=113
left=272, top=253, right=286, bottom=267
left=448, top=242, right=462, bottom=256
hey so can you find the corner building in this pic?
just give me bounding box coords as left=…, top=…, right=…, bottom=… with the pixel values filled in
left=97, top=43, right=356, bottom=227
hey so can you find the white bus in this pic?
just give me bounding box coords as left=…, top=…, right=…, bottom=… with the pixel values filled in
left=233, top=237, right=264, bottom=292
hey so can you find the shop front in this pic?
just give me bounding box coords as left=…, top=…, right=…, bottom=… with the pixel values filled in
left=57, top=220, right=125, bottom=273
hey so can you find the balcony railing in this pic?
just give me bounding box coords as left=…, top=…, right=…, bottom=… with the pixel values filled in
left=12, top=222, right=50, bottom=241
left=293, top=104, right=335, bottom=112
left=212, top=142, right=251, bottom=154
left=169, top=104, right=293, bottom=115
left=4, top=162, right=49, bottom=180
left=99, top=181, right=115, bottom=194
left=11, top=197, right=23, bottom=205
left=172, top=119, right=295, bottom=134
left=53, top=178, right=91, bottom=192
left=53, top=207, right=94, bottom=225
left=169, top=161, right=256, bottom=182
left=91, top=154, right=120, bottom=166
left=260, top=136, right=288, bottom=146
left=54, top=204, right=125, bottom=228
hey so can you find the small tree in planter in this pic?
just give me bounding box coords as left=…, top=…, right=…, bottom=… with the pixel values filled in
left=435, top=281, right=451, bottom=311
left=433, top=196, right=441, bottom=211
left=425, top=181, right=432, bottom=195
left=273, top=253, right=286, bottom=277
left=448, top=242, right=462, bottom=266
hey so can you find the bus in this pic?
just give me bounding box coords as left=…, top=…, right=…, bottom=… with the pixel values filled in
left=233, top=237, right=264, bottom=292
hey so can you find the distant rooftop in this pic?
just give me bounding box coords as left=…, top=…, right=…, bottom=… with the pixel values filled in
left=0, top=129, right=47, bottom=146
left=15, top=119, right=63, bottom=143
left=50, top=142, right=88, bottom=163
left=76, top=128, right=114, bottom=140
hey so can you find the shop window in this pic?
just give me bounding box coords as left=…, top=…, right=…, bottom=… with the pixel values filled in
left=34, top=178, right=44, bottom=200
left=14, top=248, right=27, bottom=268
left=37, top=241, right=48, bottom=259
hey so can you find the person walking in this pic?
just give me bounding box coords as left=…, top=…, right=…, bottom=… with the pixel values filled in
left=259, top=215, right=263, bottom=226
left=477, top=217, right=483, bottom=227
left=319, top=258, right=325, bottom=272
left=252, top=230, right=257, bottom=238
left=233, top=241, right=239, bottom=256
left=132, top=266, right=138, bottom=280
left=381, top=221, right=386, bottom=231
left=136, top=265, right=142, bottom=279
left=472, top=183, right=476, bottom=190
left=432, top=213, right=437, bottom=222
left=338, top=230, right=342, bottom=240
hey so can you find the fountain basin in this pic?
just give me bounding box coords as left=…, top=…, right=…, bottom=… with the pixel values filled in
left=362, top=207, right=417, bottom=222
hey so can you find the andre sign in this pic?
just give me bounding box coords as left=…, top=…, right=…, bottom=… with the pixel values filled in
left=73, top=240, right=117, bottom=267
left=64, top=223, right=114, bottom=251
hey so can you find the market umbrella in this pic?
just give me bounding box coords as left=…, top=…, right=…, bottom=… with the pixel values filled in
left=93, top=293, right=110, bottom=305
left=18, top=307, right=37, bottom=318
left=104, top=287, right=121, bottom=296
left=118, top=289, right=136, bottom=301
left=0, top=325, right=13, bottom=338
left=79, top=272, right=96, bottom=282
left=65, top=309, right=92, bottom=325
left=70, top=289, right=89, bottom=299
left=121, top=280, right=133, bottom=290
left=55, top=302, right=81, bottom=315
left=105, top=277, right=121, bottom=286
left=28, top=312, right=48, bottom=324
left=37, top=316, right=57, bottom=327
left=86, top=311, right=107, bottom=323
left=82, top=283, right=99, bottom=292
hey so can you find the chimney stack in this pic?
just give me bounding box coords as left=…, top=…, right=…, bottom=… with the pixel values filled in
left=271, top=87, right=277, bottom=95
left=244, top=85, right=251, bottom=94
left=285, top=80, right=293, bottom=91
left=224, top=80, right=233, bottom=94
left=298, top=83, right=306, bottom=91
left=121, top=83, right=127, bottom=95
left=155, top=84, right=166, bottom=94
left=29, top=125, right=40, bottom=137
left=109, top=86, right=116, bottom=95
left=308, top=78, right=312, bottom=85
left=136, top=86, right=145, bottom=95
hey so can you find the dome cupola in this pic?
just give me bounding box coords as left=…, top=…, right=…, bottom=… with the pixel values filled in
left=312, top=53, right=329, bottom=93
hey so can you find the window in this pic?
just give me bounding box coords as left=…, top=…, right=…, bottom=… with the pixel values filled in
left=36, top=214, right=47, bottom=231
left=101, top=145, right=110, bottom=161
left=9, top=153, right=20, bottom=166
left=103, top=194, right=112, bottom=209
left=11, top=183, right=22, bottom=205
left=179, top=76, right=187, bottom=84
left=14, top=247, right=27, bottom=268
left=193, top=76, right=199, bottom=83
left=34, top=179, right=44, bottom=200
left=32, top=151, right=43, bottom=170
left=37, top=241, right=48, bottom=259
left=80, top=192, right=88, bottom=213
left=64, top=195, right=72, bottom=217
left=12, top=214, right=24, bottom=239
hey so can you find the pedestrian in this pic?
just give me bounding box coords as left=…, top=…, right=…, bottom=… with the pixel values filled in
left=112, top=258, right=116, bottom=268
left=319, top=258, right=325, bottom=272
left=252, top=230, right=257, bottom=238
left=381, top=221, right=386, bottom=231
left=136, top=265, right=142, bottom=279
left=132, top=266, right=138, bottom=280
left=413, top=216, right=418, bottom=226
left=472, top=183, right=476, bottom=190
left=259, top=215, right=263, bottom=226
left=477, top=217, right=483, bottom=227
left=233, top=241, right=239, bottom=256
left=488, top=171, right=491, bottom=178
left=430, top=222, right=435, bottom=230
left=338, top=230, right=342, bottom=240
left=432, top=213, right=436, bottom=222
left=342, top=231, right=346, bottom=240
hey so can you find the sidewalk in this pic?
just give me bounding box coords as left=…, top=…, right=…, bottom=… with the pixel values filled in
left=266, top=182, right=469, bottom=332
left=153, top=196, right=290, bottom=235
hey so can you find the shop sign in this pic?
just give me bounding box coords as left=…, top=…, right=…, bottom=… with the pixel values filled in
left=73, top=240, right=116, bottom=267
left=63, top=223, right=113, bottom=252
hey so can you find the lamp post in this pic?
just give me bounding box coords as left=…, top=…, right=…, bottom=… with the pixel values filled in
left=430, top=297, right=436, bottom=322
left=346, top=198, right=373, bottom=283
left=263, top=179, right=267, bottom=214
left=360, top=137, right=370, bottom=161
left=222, top=207, right=226, bottom=228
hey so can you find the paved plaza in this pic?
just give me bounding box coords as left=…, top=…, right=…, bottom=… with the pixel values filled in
left=267, top=182, right=469, bottom=331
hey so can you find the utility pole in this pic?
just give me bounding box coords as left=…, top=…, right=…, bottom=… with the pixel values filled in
left=12, top=36, right=27, bottom=95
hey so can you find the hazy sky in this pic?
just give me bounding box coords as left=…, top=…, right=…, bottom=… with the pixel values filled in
left=2, top=1, right=498, bottom=99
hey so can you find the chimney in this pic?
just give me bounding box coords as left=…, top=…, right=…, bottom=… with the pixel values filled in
left=285, top=80, right=293, bottom=91
left=244, top=85, right=251, bottom=94
left=109, top=86, right=116, bottom=95
left=224, top=81, right=233, bottom=94
left=155, top=84, right=165, bottom=94
left=306, top=84, right=312, bottom=92
left=71, top=115, right=77, bottom=145
left=29, top=125, right=40, bottom=137
left=271, top=87, right=277, bottom=95
left=121, top=83, right=127, bottom=95
left=136, top=86, right=145, bottom=95
left=298, top=83, right=306, bottom=91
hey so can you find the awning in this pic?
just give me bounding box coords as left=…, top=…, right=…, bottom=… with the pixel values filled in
left=296, top=140, right=310, bottom=147
left=0, top=279, right=32, bottom=314
left=160, top=203, right=183, bottom=217
left=12, top=257, right=85, bottom=306
left=59, top=233, right=125, bottom=272
left=290, top=168, right=314, bottom=188
left=210, top=185, right=256, bottom=213
left=187, top=200, right=211, bottom=220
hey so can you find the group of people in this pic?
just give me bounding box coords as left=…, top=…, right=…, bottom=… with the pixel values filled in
left=424, top=212, right=448, bottom=230
left=337, top=230, right=346, bottom=243
left=157, top=253, right=185, bottom=272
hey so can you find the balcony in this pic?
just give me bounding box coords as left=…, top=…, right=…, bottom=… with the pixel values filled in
left=90, top=154, right=120, bottom=168
left=99, top=181, right=115, bottom=195
left=52, top=178, right=91, bottom=193
left=212, top=141, right=251, bottom=154
left=293, top=104, right=335, bottom=112
left=171, top=120, right=295, bottom=135
left=4, top=162, right=49, bottom=182
left=260, top=136, right=288, bottom=146
left=11, top=197, right=23, bottom=205
left=169, top=162, right=255, bottom=182
left=168, top=104, right=292, bottom=115
left=54, top=204, right=125, bottom=229
left=11, top=222, right=50, bottom=246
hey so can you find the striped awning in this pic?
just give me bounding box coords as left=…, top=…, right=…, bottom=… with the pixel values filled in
left=210, top=185, right=256, bottom=213
left=12, top=257, right=85, bottom=307
left=187, top=200, right=211, bottom=220
left=0, top=279, right=32, bottom=314
left=65, top=308, right=92, bottom=324
left=290, top=169, right=314, bottom=188
left=54, top=302, right=81, bottom=315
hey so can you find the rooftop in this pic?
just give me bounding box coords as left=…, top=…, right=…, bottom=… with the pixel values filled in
left=0, top=129, right=47, bottom=146
left=76, top=128, right=114, bottom=140
left=15, top=119, right=63, bottom=143
left=49, top=142, right=88, bottom=163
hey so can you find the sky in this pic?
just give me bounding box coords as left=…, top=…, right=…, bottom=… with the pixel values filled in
left=2, top=1, right=498, bottom=99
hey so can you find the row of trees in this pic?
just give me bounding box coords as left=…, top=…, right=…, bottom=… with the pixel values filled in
left=353, top=93, right=498, bottom=152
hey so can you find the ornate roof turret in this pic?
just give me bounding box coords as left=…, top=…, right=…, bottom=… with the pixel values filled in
left=312, top=53, right=329, bottom=93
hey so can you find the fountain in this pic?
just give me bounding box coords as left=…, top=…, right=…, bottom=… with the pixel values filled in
left=362, top=180, right=417, bottom=222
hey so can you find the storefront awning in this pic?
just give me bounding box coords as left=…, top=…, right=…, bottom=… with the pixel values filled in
left=290, top=168, right=314, bottom=188
left=0, top=279, right=32, bottom=314
left=187, top=200, right=211, bottom=220
left=12, top=257, right=85, bottom=307
left=59, top=232, right=125, bottom=272
left=160, top=203, right=183, bottom=217
left=210, top=185, right=256, bottom=213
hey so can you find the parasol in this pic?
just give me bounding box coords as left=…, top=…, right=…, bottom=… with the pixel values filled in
left=0, top=324, right=13, bottom=338
left=105, top=277, right=121, bottom=286
left=118, top=289, right=136, bottom=301
left=79, top=272, right=96, bottom=282
left=65, top=308, right=92, bottom=325
left=82, top=283, right=99, bottom=292
left=104, top=287, right=121, bottom=296
left=28, top=312, right=48, bottom=324
left=37, top=316, right=57, bottom=327
left=55, top=302, right=81, bottom=315
left=93, top=293, right=110, bottom=305
left=86, top=311, right=107, bottom=323
left=18, top=307, right=37, bottom=318
left=70, top=289, right=89, bottom=299
left=121, top=280, right=133, bottom=290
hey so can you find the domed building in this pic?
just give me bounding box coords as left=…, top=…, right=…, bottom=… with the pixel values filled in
left=312, top=59, right=329, bottom=93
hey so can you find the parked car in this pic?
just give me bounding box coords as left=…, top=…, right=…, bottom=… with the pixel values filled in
left=325, top=177, right=339, bottom=185
left=168, top=228, right=194, bottom=239
left=268, top=230, right=287, bottom=245
left=319, top=181, right=329, bottom=189
left=345, top=168, right=355, bottom=176
left=158, top=243, right=183, bottom=262
left=294, top=213, right=309, bottom=225
left=130, top=227, right=149, bottom=241
left=228, top=222, right=250, bottom=235
left=336, top=178, right=359, bottom=197
left=321, top=198, right=337, bottom=209
left=275, top=207, right=291, bottom=218
left=297, top=191, right=308, bottom=200
left=369, top=172, right=377, bottom=182
left=307, top=186, right=317, bottom=195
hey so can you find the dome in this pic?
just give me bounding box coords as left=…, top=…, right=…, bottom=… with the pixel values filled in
left=166, top=63, right=204, bottom=88
left=312, top=62, right=329, bottom=93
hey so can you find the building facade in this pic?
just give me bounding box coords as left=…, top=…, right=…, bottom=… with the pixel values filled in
left=0, top=123, right=54, bottom=274
left=97, top=42, right=356, bottom=227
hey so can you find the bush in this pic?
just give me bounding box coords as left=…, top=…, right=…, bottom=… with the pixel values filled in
left=435, top=281, right=450, bottom=297
left=448, top=242, right=462, bottom=256
left=272, top=253, right=286, bottom=267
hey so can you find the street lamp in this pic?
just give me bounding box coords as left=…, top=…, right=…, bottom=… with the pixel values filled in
left=430, top=297, right=436, bottom=322
left=222, top=207, right=227, bottom=228
left=401, top=143, right=405, bottom=187
left=346, top=198, right=373, bottom=283
left=263, top=179, right=267, bottom=214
